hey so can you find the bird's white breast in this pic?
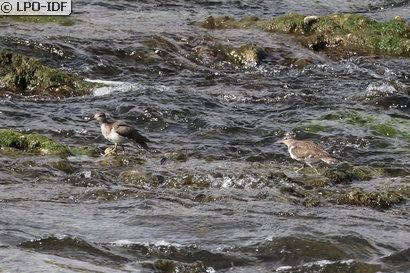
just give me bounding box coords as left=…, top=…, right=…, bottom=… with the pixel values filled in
left=101, top=125, right=130, bottom=144
left=288, top=146, right=299, bottom=160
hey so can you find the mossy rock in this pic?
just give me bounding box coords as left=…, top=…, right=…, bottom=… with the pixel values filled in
left=264, top=14, right=410, bottom=56
left=335, top=189, right=405, bottom=209
left=0, top=49, right=103, bottom=98
left=196, top=16, right=238, bottom=29
left=141, top=259, right=208, bottom=273
left=0, top=15, right=75, bottom=26
left=70, top=146, right=101, bottom=157
left=0, top=129, right=71, bottom=157
left=219, top=44, right=267, bottom=66
left=197, top=13, right=410, bottom=57
left=162, top=152, right=189, bottom=162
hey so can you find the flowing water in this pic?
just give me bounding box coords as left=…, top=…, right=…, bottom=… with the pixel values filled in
left=1, top=1, right=410, bottom=272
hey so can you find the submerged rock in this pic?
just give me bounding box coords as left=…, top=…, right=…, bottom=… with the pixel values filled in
left=335, top=189, right=406, bottom=209
left=217, top=44, right=267, bottom=66
left=0, top=49, right=103, bottom=99
left=142, top=259, right=208, bottom=273
left=69, top=146, right=101, bottom=157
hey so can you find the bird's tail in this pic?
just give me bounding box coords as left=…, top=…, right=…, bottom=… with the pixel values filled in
left=138, top=142, right=150, bottom=151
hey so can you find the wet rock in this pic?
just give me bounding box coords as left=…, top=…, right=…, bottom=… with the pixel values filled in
left=0, top=15, right=75, bottom=26
left=141, top=259, right=208, bottom=273
left=197, top=13, right=410, bottom=58
left=162, top=152, right=189, bottom=162
left=51, top=160, right=75, bottom=174
left=208, top=43, right=268, bottom=66
left=372, top=95, right=410, bottom=109
left=265, top=13, right=410, bottom=56
left=0, top=49, right=103, bottom=99
left=119, top=170, right=152, bottom=188
left=197, top=16, right=237, bottom=29
left=335, top=189, right=405, bottom=209
left=280, top=185, right=306, bottom=198
left=76, top=188, right=139, bottom=202
left=0, top=129, right=71, bottom=157
left=323, top=168, right=356, bottom=184
left=281, top=57, right=311, bottom=68
left=303, top=197, right=321, bottom=207
left=97, top=155, right=147, bottom=168
left=222, top=44, right=267, bottom=66
left=70, top=146, right=101, bottom=157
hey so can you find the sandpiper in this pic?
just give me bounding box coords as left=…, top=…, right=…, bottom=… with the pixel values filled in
left=276, top=134, right=338, bottom=174
left=94, top=111, right=150, bottom=154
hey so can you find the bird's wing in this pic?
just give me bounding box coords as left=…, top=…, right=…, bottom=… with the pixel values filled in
left=292, top=141, right=333, bottom=159
left=113, top=122, right=150, bottom=150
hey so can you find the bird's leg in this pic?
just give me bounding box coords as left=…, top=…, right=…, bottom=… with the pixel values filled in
left=307, top=163, right=320, bottom=174
left=295, top=164, right=305, bottom=172
left=121, top=145, right=126, bottom=155
left=113, top=143, right=118, bottom=153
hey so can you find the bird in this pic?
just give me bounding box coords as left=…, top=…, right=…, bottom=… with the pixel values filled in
left=94, top=111, right=150, bottom=154
left=276, top=134, right=338, bottom=174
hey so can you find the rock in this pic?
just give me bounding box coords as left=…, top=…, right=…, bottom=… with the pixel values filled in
left=142, top=259, right=208, bottom=273
left=335, top=189, right=405, bottom=209
left=0, top=129, right=71, bottom=157
left=197, top=13, right=410, bottom=58
left=215, top=44, right=267, bottom=66
left=0, top=49, right=103, bottom=99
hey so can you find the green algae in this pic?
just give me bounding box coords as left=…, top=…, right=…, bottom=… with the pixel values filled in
left=142, top=259, right=208, bottom=273
left=162, top=152, right=189, bottom=162
left=370, top=124, right=400, bottom=137
left=218, top=44, right=267, bottom=66
left=70, top=146, right=100, bottom=157
left=0, top=129, right=71, bottom=157
left=0, top=49, right=103, bottom=98
left=51, top=160, right=75, bottom=174
left=335, top=188, right=406, bottom=209
left=262, top=14, right=410, bottom=56
left=259, top=13, right=309, bottom=33
left=301, top=110, right=410, bottom=139
left=0, top=15, right=75, bottom=26
left=277, top=171, right=409, bottom=210
left=198, top=13, right=410, bottom=57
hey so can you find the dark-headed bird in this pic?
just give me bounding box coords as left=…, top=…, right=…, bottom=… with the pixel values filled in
left=94, top=111, right=150, bottom=154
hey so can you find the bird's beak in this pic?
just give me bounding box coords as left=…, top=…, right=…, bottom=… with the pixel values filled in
left=275, top=139, right=283, bottom=144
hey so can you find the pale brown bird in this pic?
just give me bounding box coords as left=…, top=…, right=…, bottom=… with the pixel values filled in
left=277, top=134, right=338, bottom=174
left=94, top=111, right=150, bottom=154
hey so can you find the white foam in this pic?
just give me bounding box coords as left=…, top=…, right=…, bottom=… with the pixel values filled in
left=85, top=79, right=143, bottom=96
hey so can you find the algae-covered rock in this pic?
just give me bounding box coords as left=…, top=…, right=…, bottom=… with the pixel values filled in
left=197, top=16, right=238, bottom=30
left=0, top=49, right=103, bottom=98
left=51, top=160, right=75, bottom=174
left=142, top=259, right=208, bottom=273
left=217, top=44, right=267, bottom=66
left=0, top=129, right=71, bottom=157
left=70, top=146, right=101, bottom=157
left=162, top=152, right=189, bottom=162
left=0, top=15, right=75, bottom=26
left=197, top=14, right=410, bottom=58
left=335, top=189, right=405, bottom=209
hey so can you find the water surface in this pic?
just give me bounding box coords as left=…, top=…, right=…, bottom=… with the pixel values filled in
left=1, top=0, right=410, bottom=272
